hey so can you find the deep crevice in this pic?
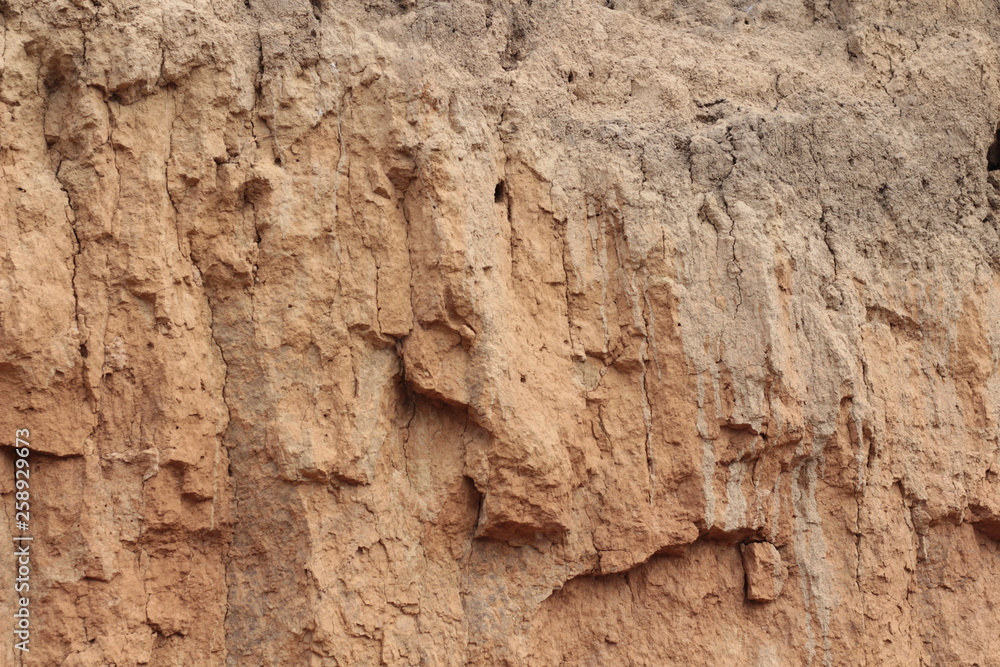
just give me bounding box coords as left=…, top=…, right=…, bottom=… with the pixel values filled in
left=987, top=125, right=1000, bottom=171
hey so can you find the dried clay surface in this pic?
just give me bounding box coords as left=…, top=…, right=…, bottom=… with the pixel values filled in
left=2, top=0, right=1000, bottom=665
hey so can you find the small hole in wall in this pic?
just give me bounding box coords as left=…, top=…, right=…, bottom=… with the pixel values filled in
left=80, top=343, right=89, bottom=358
left=494, top=181, right=505, bottom=202
left=520, top=375, right=526, bottom=383
left=988, top=126, right=1000, bottom=171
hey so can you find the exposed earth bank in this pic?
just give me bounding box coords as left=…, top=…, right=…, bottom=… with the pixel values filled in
left=3, top=0, right=1000, bottom=664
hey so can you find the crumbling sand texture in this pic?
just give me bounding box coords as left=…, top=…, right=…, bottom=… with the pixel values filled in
left=2, top=0, right=1000, bottom=665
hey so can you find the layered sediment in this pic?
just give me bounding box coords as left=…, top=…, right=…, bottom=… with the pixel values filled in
left=2, top=1, right=1000, bottom=664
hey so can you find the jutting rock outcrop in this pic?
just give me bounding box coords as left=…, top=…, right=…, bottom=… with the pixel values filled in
left=2, top=0, right=1000, bottom=665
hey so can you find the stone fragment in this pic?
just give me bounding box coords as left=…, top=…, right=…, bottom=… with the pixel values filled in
left=741, top=542, right=786, bottom=602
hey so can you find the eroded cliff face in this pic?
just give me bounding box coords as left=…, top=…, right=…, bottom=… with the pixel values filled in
left=2, top=0, right=1000, bottom=664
